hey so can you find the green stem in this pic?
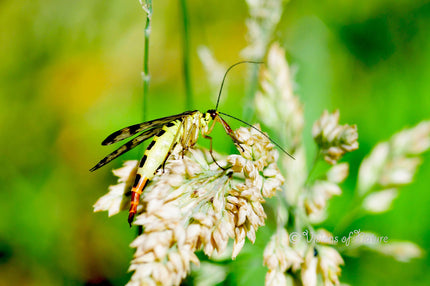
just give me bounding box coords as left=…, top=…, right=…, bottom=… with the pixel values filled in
left=179, top=0, right=193, bottom=109
left=334, top=193, right=366, bottom=235
left=142, top=0, right=152, bottom=121
left=138, top=0, right=152, bottom=236
left=305, top=150, right=322, bottom=185
left=242, top=64, right=259, bottom=121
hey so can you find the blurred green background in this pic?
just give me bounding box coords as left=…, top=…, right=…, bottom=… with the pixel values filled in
left=1, top=0, right=429, bottom=285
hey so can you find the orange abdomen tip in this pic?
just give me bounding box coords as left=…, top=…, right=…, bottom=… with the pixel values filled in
left=128, top=175, right=148, bottom=227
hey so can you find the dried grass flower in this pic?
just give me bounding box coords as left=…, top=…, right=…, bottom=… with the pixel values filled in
left=255, top=43, right=307, bottom=205
left=263, top=228, right=303, bottom=286
left=93, top=160, right=138, bottom=216
left=362, top=188, right=398, bottom=214
left=94, top=125, right=284, bottom=285
left=301, top=245, right=344, bottom=286
left=301, top=247, right=318, bottom=286
left=373, top=241, right=423, bottom=263
left=242, top=0, right=287, bottom=59
left=317, top=246, right=344, bottom=286
left=313, top=110, right=359, bottom=165
left=302, top=163, right=349, bottom=223
left=256, top=43, right=304, bottom=150
left=347, top=231, right=423, bottom=263
left=304, top=180, right=342, bottom=222
left=358, top=121, right=430, bottom=196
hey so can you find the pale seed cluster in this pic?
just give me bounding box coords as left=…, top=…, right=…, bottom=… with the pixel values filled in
left=303, top=163, right=349, bottom=222
left=346, top=231, right=423, bottom=263
left=312, top=110, right=359, bottom=165
left=369, top=241, right=423, bottom=263
left=94, top=126, right=284, bottom=286
left=356, top=121, right=430, bottom=214
left=263, top=228, right=344, bottom=286
left=255, top=43, right=304, bottom=149
left=252, top=43, right=352, bottom=286
left=242, top=0, right=286, bottom=59
left=263, top=228, right=302, bottom=285
left=301, top=245, right=344, bottom=286
left=93, top=160, right=138, bottom=216
left=298, top=230, right=344, bottom=286
left=255, top=43, right=307, bottom=207
left=358, top=121, right=430, bottom=196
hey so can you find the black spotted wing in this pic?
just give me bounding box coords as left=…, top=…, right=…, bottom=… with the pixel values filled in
left=90, top=127, right=160, bottom=171
left=101, top=111, right=196, bottom=145
left=90, top=111, right=197, bottom=172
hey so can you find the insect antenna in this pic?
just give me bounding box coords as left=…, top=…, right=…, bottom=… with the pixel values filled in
left=215, top=61, right=263, bottom=111
left=218, top=111, right=295, bottom=160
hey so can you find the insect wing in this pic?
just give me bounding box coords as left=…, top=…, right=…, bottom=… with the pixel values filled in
left=101, top=111, right=196, bottom=145
left=90, top=127, right=160, bottom=172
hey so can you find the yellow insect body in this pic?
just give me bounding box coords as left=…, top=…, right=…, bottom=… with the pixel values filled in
left=91, top=110, right=223, bottom=226
left=128, top=112, right=213, bottom=225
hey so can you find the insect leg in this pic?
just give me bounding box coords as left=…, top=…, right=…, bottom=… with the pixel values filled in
left=202, top=133, right=226, bottom=170
left=213, top=115, right=245, bottom=152
left=179, top=115, right=200, bottom=158
left=161, top=142, right=178, bottom=173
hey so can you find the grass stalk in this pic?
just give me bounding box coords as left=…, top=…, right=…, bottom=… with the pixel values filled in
left=243, top=63, right=259, bottom=121
left=179, top=0, right=193, bottom=109
left=141, top=0, right=152, bottom=121
left=138, top=0, right=153, bottom=235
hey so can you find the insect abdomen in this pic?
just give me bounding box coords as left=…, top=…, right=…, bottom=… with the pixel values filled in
left=128, top=120, right=182, bottom=225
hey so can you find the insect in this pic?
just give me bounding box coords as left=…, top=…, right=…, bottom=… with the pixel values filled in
left=90, top=61, right=294, bottom=226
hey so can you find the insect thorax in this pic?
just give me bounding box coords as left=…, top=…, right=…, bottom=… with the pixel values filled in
left=179, top=111, right=211, bottom=150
